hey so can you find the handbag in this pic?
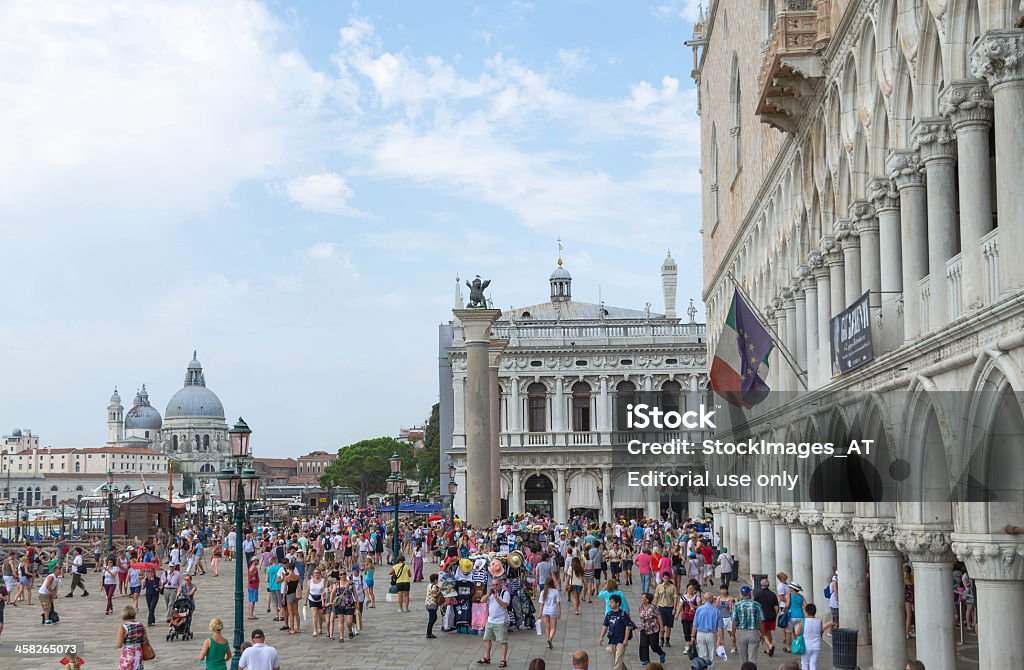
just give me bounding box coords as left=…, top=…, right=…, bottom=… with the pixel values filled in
left=791, top=634, right=806, bottom=655
left=142, top=639, right=156, bottom=661
left=688, top=643, right=699, bottom=660
left=777, top=611, right=790, bottom=629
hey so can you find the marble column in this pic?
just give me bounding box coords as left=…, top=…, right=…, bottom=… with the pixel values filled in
left=598, top=376, right=610, bottom=433
left=453, top=308, right=502, bottom=527
left=868, top=178, right=903, bottom=353
left=774, top=516, right=793, bottom=579
left=791, top=523, right=813, bottom=588
left=916, top=118, right=959, bottom=329
left=555, top=469, right=568, bottom=522
left=895, top=529, right=957, bottom=670
left=488, top=339, right=507, bottom=520
left=825, top=239, right=845, bottom=318
left=728, top=509, right=739, bottom=558
left=803, top=510, right=836, bottom=614
left=759, top=513, right=776, bottom=579
left=858, top=521, right=907, bottom=670
left=509, top=468, right=522, bottom=515
left=553, top=376, right=566, bottom=434
left=783, top=292, right=798, bottom=391
left=952, top=535, right=1024, bottom=670
left=736, top=512, right=750, bottom=580
left=600, top=468, right=612, bottom=523
left=509, top=376, right=521, bottom=434
left=837, top=220, right=862, bottom=307
left=888, top=149, right=928, bottom=341
left=802, top=265, right=819, bottom=388
left=748, top=515, right=763, bottom=582
left=972, top=29, right=1024, bottom=295
left=942, top=80, right=994, bottom=311
left=794, top=273, right=808, bottom=374
left=825, top=516, right=870, bottom=646
left=852, top=201, right=881, bottom=309
left=811, top=254, right=831, bottom=387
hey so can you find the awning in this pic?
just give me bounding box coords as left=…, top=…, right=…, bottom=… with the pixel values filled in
left=612, top=471, right=645, bottom=509
left=567, top=473, right=600, bottom=509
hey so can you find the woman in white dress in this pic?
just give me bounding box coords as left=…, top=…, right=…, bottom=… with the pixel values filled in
left=540, top=578, right=561, bottom=649
left=794, top=602, right=836, bottom=670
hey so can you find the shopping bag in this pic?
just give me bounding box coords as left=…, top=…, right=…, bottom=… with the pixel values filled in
left=535, top=619, right=542, bottom=635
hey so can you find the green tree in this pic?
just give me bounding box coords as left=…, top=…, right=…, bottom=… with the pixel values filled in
left=424, top=402, right=440, bottom=450
left=320, top=437, right=413, bottom=506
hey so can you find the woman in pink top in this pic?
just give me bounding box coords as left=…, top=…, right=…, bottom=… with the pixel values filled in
left=636, top=549, right=653, bottom=594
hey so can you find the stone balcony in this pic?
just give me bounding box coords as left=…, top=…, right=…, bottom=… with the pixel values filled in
left=755, top=0, right=832, bottom=134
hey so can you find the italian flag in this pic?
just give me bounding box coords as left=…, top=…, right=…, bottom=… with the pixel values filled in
left=710, top=289, right=774, bottom=408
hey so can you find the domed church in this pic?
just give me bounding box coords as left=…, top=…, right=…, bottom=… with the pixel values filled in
left=105, top=352, right=230, bottom=480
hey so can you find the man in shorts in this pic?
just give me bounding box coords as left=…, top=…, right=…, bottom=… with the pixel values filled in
left=479, top=578, right=510, bottom=667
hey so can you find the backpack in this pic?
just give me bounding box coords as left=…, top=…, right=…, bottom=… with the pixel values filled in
left=824, top=583, right=832, bottom=600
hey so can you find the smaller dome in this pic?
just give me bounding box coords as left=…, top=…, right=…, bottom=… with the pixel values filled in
left=188, top=351, right=202, bottom=370
left=110, top=388, right=122, bottom=404
left=550, top=265, right=571, bottom=280
left=125, top=404, right=162, bottom=430
left=12, top=428, right=22, bottom=437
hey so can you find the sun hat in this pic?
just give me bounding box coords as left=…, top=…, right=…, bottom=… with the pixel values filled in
left=789, top=581, right=803, bottom=592
left=459, top=558, right=473, bottom=573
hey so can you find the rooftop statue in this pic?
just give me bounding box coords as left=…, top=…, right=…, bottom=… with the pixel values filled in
left=466, top=275, right=491, bottom=308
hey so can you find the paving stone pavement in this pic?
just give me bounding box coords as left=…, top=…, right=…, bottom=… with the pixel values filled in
left=0, top=561, right=850, bottom=670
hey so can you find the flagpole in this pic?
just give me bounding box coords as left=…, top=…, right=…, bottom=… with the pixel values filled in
left=726, top=271, right=808, bottom=390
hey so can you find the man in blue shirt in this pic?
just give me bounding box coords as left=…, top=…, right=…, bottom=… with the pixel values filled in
left=598, top=595, right=633, bottom=670
left=691, top=591, right=725, bottom=668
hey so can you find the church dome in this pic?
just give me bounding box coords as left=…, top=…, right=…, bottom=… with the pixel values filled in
left=165, top=353, right=225, bottom=420
left=550, top=265, right=571, bottom=280
left=125, top=385, right=162, bottom=430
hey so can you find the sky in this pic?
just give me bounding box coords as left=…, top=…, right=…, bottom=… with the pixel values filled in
left=0, top=0, right=704, bottom=458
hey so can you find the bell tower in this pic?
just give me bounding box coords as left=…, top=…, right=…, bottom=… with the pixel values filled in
left=107, top=388, right=124, bottom=443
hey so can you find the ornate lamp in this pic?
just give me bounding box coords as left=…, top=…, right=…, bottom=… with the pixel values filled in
left=228, top=418, right=252, bottom=458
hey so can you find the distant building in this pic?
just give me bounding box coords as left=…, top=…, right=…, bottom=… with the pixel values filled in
left=296, top=451, right=334, bottom=486
left=252, top=457, right=297, bottom=485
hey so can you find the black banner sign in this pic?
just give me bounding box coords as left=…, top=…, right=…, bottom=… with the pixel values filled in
left=830, top=291, right=873, bottom=376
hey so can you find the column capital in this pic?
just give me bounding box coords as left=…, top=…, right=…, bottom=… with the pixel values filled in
left=823, top=514, right=859, bottom=542
left=488, top=338, right=508, bottom=367
left=854, top=520, right=896, bottom=551
left=951, top=535, right=1024, bottom=582
left=781, top=508, right=803, bottom=525
left=867, top=177, right=900, bottom=213
left=808, top=251, right=829, bottom=280
left=834, top=218, right=857, bottom=243
left=887, top=149, right=925, bottom=190
left=913, top=117, right=957, bottom=164
left=893, top=527, right=954, bottom=563
left=849, top=199, right=875, bottom=223
left=799, top=509, right=826, bottom=534
left=970, top=29, right=1024, bottom=90
left=453, top=308, right=503, bottom=343
left=940, top=78, right=994, bottom=131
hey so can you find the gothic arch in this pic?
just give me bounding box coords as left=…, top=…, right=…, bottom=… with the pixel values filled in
left=901, top=377, right=956, bottom=525
left=915, top=14, right=945, bottom=118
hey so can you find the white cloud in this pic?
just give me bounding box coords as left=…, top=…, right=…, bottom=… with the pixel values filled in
left=653, top=0, right=703, bottom=22
left=285, top=173, right=361, bottom=216
left=0, top=0, right=336, bottom=219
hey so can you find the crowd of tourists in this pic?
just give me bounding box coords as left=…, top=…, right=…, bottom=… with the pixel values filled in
left=0, top=508, right=959, bottom=670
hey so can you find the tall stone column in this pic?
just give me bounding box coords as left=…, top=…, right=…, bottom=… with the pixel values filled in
left=895, top=529, right=957, bottom=670
left=794, top=271, right=808, bottom=373
left=509, top=376, right=521, bottom=434
left=728, top=508, right=739, bottom=558
left=942, top=79, right=995, bottom=311
left=783, top=291, right=798, bottom=391
left=553, top=376, right=566, bottom=435
left=952, top=535, right=1024, bottom=670
left=972, top=29, right=1024, bottom=295
left=857, top=521, right=907, bottom=670
left=791, top=522, right=813, bottom=588
left=736, top=511, right=750, bottom=580
left=488, top=339, right=507, bottom=520
left=916, top=118, right=959, bottom=329
left=811, top=253, right=831, bottom=387
left=803, top=510, right=836, bottom=614
left=837, top=220, right=862, bottom=306
left=555, top=469, right=568, bottom=522
left=759, top=513, right=776, bottom=579
left=825, top=242, right=845, bottom=318
left=598, top=376, right=610, bottom=433
left=453, top=308, right=502, bottom=527
left=825, top=515, right=870, bottom=647
left=868, top=178, right=903, bottom=353
left=774, top=514, right=793, bottom=579
left=802, top=264, right=819, bottom=388
left=600, top=468, right=612, bottom=523
left=748, top=515, right=763, bottom=582
left=509, top=468, right=522, bottom=515
left=888, top=149, right=928, bottom=340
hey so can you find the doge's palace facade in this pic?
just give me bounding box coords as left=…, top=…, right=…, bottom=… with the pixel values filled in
left=695, top=2, right=1024, bottom=669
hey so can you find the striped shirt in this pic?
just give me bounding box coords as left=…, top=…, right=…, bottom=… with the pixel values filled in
left=731, top=598, right=766, bottom=630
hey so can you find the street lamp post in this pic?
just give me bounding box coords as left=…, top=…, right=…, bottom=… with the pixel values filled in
left=105, top=469, right=116, bottom=554
left=447, top=462, right=458, bottom=524
left=386, top=453, right=406, bottom=570
left=217, top=418, right=258, bottom=670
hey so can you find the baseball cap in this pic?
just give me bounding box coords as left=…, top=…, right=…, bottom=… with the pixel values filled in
left=740, top=586, right=752, bottom=595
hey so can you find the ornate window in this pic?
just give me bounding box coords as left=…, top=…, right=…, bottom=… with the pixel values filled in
left=172, top=435, right=178, bottom=451
left=661, top=380, right=682, bottom=415
left=729, top=53, right=742, bottom=180
left=616, top=381, right=639, bottom=430
left=203, top=434, right=210, bottom=449
left=194, top=435, right=201, bottom=451
left=572, top=381, right=592, bottom=432
left=527, top=383, right=547, bottom=433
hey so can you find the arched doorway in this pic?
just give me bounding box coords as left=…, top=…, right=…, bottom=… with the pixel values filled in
left=524, top=475, right=554, bottom=517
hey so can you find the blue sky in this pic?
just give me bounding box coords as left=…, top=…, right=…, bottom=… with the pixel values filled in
left=0, top=0, right=703, bottom=457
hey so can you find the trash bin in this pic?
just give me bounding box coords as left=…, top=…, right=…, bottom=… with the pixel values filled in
left=752, top=573, right=768, bottom=593
left=832, top=627, right=858, bottom=669
left=731, top=557, right=740, bottom=582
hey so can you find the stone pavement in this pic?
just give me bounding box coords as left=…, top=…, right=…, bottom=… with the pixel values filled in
left=0, top=560, right=979, bottom=669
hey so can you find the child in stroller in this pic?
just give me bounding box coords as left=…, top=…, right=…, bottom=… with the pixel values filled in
left=166, top=595, right=195, bottom=641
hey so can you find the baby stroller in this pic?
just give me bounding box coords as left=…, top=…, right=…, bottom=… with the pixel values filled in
left=166, top=595, right=195, bottom=641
